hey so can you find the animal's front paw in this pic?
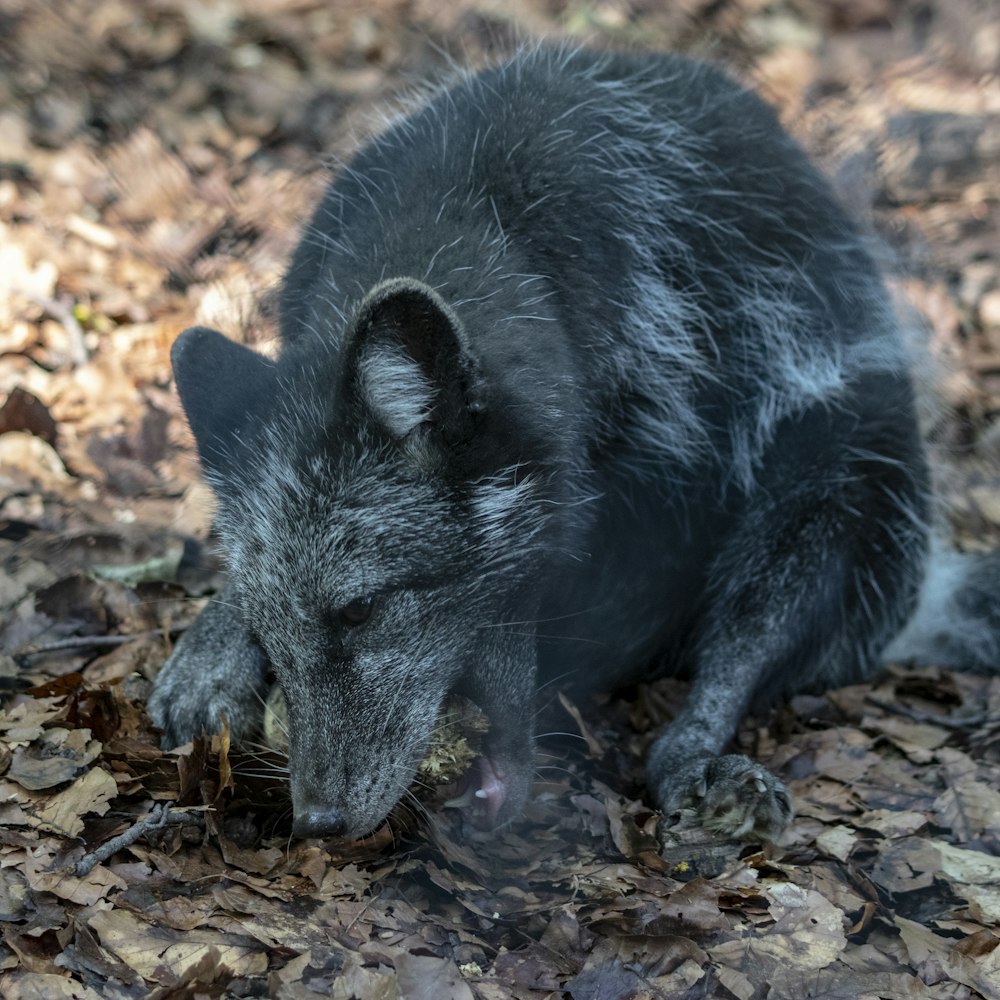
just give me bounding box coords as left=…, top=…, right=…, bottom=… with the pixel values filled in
left=656, top=753, right=793, bottom=842
left=148, top=662, right=263, bottom=748
left=148, top=605, right=270, bottom=748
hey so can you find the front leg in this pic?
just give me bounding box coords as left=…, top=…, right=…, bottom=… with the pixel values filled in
left=149, top=583, right=271, bottom=747
left=647, top=512, right=811, bottom=842
left=647, top=642, right=794, bottom=842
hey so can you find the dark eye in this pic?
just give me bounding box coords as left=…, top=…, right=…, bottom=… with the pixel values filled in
left=339, top=595, right=375, bottom=626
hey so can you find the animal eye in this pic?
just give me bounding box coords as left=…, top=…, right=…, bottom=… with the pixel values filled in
left=339, top=595, right=375, bottom=626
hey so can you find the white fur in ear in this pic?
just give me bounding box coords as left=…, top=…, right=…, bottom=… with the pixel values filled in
left=360, top=345, right=435, bottom=437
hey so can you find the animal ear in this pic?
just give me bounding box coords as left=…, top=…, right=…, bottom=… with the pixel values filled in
left=171, top=326, right=275, bottom=475
left=345, top=278, right=483, bottom=439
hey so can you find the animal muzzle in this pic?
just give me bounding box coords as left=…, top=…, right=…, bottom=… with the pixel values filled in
left=292, top=805, right=349, bottom=839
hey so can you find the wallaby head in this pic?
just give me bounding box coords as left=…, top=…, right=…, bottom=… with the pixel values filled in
left=172, top=279, right=542, bottom=839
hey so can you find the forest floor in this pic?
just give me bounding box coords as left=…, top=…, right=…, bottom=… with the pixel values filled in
left=1, top=1, right=1000, bottom=998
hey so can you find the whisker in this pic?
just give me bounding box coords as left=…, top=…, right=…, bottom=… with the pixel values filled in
left=476, top=605, right=606, bottom=629
left=482, top=629, right=609, bottom=646
left=533, top=764, right=579, bottom=778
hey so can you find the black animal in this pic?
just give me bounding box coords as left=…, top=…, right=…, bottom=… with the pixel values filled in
left=149, top=46, right=999, bottom=843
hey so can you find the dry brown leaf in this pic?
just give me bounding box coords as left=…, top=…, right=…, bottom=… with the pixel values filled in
left=714, top=963, right=755, bottom=1000
left=0, top=971, right=105, bottom=1000
left=757, top=883, right=848, bottom=969
left=948, top=930, right=1000, bottom=997
left=88, top=908, right=268, bottom=984
left=21, top=846, right=126, bottom=905
left=862, top=713, right=952, bottom=756
left=963, top=886, right=1000, bottom=925
left=7, top=728, right=102, bottom=791
left=394, top=954, right=477, bottom=1000
left=558, top=692, right=606, bottom=758
left=936, top=841, right=1000, bottom=885
left=0, top=699, right=68, bottom=740
left=856, top=808, right=928, bottom=838
left=32, top=767, right=118, bottom=837
left=815, top=823, right=859, bottom=862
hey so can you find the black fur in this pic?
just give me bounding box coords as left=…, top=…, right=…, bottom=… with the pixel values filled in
left=150, top=46, right=996, bottom=843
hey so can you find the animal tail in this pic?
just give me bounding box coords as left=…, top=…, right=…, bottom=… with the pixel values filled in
left=883, top=541, right=1000, bottom=673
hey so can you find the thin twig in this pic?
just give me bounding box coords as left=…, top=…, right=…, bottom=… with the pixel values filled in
left=74, top=802, right=206, bottom=876
left=18, top=624, right=188, bottom=657
left=21, top=635, right=138, bottom=655
left=864, top=693, right=994, bottom=731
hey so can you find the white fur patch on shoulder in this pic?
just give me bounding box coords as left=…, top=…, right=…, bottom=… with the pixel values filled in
left=360, top=345, right=434, bottom=437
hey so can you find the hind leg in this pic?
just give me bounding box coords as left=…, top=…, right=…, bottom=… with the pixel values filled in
left=648, top=403, right=927, bottom=840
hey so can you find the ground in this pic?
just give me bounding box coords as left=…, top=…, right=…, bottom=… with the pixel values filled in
left=1, top=1, right=1000, bottom=998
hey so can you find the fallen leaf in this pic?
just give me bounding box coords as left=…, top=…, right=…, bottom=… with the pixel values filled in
left=394, top=954, right=476, bottom=1000
left=815, top=824, right=858, bottom=862
left=33, top=767, right=118, bottom=836
left=7, top=727, right=102, bottom=790
left=88, top=908, right=268, bottom=984
left=0, top=971, right=105, bottom=1000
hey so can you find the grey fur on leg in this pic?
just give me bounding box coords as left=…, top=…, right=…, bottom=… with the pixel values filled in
left=149, top=586, right=270, bottom=748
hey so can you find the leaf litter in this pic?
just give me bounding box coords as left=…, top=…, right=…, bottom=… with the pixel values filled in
left=1, top=0, right=999, bottom=997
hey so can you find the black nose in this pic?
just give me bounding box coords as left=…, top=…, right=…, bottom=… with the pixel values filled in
left=293, top=806, right=348, bottom=839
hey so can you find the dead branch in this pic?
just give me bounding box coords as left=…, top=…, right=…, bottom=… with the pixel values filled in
left=74, top=802, right=206, bottom=876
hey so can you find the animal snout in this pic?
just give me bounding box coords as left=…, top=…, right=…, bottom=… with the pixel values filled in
left=292, top=804, right=348, bottom=839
